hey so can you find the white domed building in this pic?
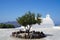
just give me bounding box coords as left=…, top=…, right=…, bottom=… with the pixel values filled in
left=32, top=14, right=54, bottom=28
left=40, top=14, right=54, bottom=27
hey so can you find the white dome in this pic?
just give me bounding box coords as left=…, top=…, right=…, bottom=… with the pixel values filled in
left=32, top=14, right=54, bottom=28
left=40, top=14, right=54, bottom=27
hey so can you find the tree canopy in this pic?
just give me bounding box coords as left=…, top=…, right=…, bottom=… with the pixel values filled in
left=17, top=11, right=42, bottom=27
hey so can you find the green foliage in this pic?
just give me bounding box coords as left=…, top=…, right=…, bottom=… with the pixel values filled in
left=6, top=24, right=15, bottom=28
left=0, top=23, right=15, bottom=28
left=37, top=13, right=42, bottom=25
left=17, top=11, right=42, bottom=27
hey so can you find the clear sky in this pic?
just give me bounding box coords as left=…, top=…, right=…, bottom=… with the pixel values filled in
left=0, top=0, right=60, bottom=25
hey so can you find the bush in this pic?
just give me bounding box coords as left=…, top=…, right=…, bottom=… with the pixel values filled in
left=0, top=23, right=15, bottom=28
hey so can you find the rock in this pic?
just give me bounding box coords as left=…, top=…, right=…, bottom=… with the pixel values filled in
left=40, top=31, right=46, bottom=37
left=12, top=32, right=16, bottom=36
left=11, top=30, right=46, bottom=39
left=16, top=31, right=20, bottom=34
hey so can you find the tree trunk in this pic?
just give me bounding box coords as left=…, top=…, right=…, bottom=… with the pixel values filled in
left=28, top=25, right=32, bottom=38
left=24, top=27, right=26, bottom=31
left=29, top=25, right=31, bottom=32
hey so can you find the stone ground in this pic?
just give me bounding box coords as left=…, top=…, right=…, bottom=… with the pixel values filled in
left=0, top=27, right=60, bottom=40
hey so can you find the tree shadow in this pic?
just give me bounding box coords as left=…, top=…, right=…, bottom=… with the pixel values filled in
left=45, top=34, right=53, bottom=36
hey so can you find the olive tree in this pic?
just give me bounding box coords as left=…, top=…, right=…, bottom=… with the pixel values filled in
left=17, top=11, right=42, bottom=32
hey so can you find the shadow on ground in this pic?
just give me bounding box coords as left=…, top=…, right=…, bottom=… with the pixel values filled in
left=45, top=34, right=53, bottom=36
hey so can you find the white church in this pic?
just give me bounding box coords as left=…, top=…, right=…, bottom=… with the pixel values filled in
left=29, top=14, right=55, bottom=31
left=31, top=14, right=54, bottom=28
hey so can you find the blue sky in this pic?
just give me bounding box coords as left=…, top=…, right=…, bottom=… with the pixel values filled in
left=0, top=0, right=60, bottom=25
